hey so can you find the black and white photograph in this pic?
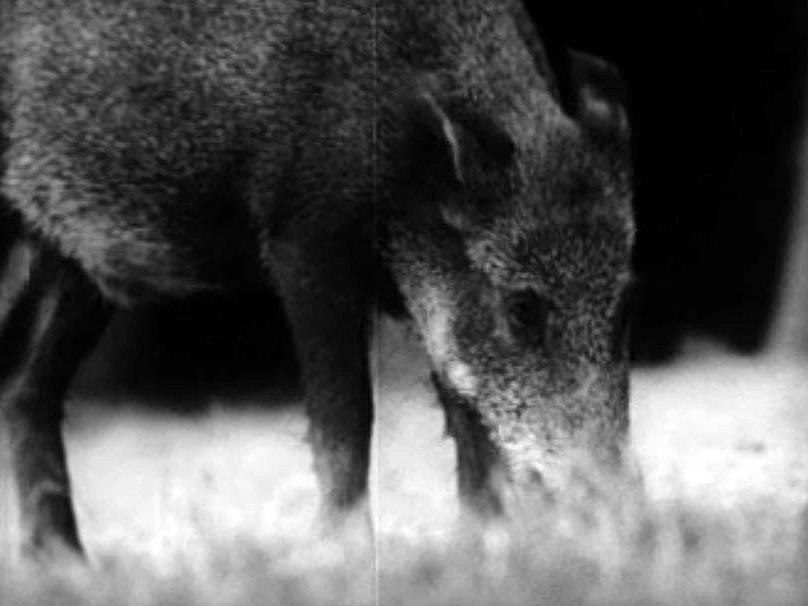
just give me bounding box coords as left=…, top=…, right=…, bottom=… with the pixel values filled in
left=0, top=1, right=807, bottom=604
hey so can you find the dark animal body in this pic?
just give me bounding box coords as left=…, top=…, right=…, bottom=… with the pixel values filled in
left=0, top=0, right=633, bottom=556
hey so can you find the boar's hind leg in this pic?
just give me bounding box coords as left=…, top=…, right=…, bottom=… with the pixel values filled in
left=0, top=240, right=110, bottom=556
left=434, top=375, right=503, bottom=517
left=267, top=241, right=373, bottom=523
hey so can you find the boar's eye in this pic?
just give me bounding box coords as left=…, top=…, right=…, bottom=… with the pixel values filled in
left=505, top=290, right=552, bottom=344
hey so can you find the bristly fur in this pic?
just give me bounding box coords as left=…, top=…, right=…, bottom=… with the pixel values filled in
left=0, top=0, right=634, bottom=546
left=0, top=0, right=568, bottom=304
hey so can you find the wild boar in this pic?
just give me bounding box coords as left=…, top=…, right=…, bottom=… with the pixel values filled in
left=0, top=0, right=633, bottom=555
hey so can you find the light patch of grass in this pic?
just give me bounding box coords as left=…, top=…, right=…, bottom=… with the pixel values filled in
left=1, top=480, right=805, bottom=606
left=0, top=326, right=806, bottom=605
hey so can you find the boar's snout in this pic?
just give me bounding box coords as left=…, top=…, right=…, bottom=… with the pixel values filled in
left=501, top=418, right=628, bottom=496
left=438, top=361, right=629, bottom=499
left=506, top=366, right=627, bottom=468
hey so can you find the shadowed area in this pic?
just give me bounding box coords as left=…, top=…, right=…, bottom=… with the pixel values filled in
left=72, top=290, right=298, bottom=410
left=530, top=0, right=808, bottom=359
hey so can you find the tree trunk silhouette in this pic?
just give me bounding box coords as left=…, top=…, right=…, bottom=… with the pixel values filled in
left=769, top=71, right=808, bottom=353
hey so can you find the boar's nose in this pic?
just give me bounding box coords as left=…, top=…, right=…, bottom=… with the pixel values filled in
left=510, top=462, right=549, bottom=493
left=572, top=363, right=600, bottom=397
left=525, top=466, right=545, bottom=487
left=579, top=428, right=629, bottom=479
left=597, top=438, right=626, bottom=470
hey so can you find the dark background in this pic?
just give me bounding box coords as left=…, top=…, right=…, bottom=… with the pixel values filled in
left=528, top=1, right=808, bottom=360
left=78, top=2, right=808, bottom=400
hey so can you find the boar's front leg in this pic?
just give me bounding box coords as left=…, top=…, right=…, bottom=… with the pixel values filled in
left=267, top=238, right=373, bottom=525
left=0, top=240, right=110, bottom=557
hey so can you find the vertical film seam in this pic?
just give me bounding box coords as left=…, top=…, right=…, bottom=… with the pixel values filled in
left=370, top=2, right=381, bottom=605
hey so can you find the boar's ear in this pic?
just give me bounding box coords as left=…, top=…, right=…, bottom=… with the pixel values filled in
left=411, top=93, right=516, bottom=185
left=413, top=93, right=465, bottom=186
left=564, top=50, right=630, bottom=144
left=409, top=93, right=516, bottom=231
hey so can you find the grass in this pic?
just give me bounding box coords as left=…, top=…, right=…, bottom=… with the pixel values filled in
left=0, top=322, right=806, bottom=605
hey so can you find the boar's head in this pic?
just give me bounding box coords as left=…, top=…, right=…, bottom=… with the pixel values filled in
left=388, top=52, right=634, bottom=501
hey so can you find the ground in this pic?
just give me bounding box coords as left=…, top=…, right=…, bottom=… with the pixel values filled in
left=0, top=320, right=807, bottom=605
